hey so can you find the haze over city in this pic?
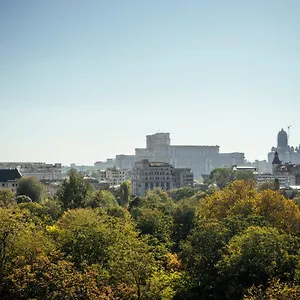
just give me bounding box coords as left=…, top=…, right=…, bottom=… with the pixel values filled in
left=1, top=0, right=300, bottom=165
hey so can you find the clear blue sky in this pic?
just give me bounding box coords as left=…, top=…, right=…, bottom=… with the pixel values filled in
left=1, top=0, right=300, bottom=165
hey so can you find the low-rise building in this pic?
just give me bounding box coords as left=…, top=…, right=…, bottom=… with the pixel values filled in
left=0, top=169, right=22, bottom=192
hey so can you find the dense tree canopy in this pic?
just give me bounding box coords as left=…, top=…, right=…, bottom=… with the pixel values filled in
left=17, top=176, right=46, bottom=203
left=0, top=177, right=300, bottom=299
left=57, top=169, right=94, bottom=210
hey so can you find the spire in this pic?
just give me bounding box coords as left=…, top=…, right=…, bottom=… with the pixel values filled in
left=272, top=151, right=281, bottom=165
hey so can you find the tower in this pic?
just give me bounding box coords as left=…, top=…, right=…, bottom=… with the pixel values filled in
left=272, top=151, right=281, bottom=174
left=277, top=129, right=288, bottom=150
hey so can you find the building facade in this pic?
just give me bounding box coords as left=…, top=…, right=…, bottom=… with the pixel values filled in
left=0, top=169, right=22, bottom=192
left=131, top=159, right=194, bottom=196
left=94, top=159, right=116, bottom=171
left=115, top=155, right=136, bottom=170
left=99, top=167, right=127, bottom=186
left=218, top=153, right=245, bottom=168
left=131, top=160, right=175, bottom=197
left=173, top=168, right=194, bottom=188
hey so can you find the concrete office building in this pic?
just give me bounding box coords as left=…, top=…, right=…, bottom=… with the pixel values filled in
left=99, top=167, right=127, bottom=186
left=115, top=155, right=136, bottom=170
left=131, top=160, right=175, bottom=196
left=131, top=159, right=194, bottom=196
left=173, top=168, right=194, bottom=188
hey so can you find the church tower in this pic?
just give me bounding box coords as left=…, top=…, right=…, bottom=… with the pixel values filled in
left=272, top=151, right=281, bottom=174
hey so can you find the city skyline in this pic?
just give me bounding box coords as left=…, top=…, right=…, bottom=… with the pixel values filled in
left=1, top=0, right=300, bottom=164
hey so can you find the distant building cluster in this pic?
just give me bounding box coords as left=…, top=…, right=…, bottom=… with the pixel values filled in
left=253, top=128, right=300, bottom=189
left=4, top=129, right=299, bottom=196
left=95, top=132, right=245, bottom=180
left=268, top=128, right=300, bottom=165
left=0, top=162, right=62, bottom=181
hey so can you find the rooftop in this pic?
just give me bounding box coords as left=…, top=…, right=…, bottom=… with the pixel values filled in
left=0, top=169, right=22, bottom=182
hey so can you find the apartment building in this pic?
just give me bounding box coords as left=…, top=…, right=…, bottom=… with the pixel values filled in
left=99, top=167, right=127, bottom=186
left=173, top=168, right=194, bottom=188
left=131, top=159, right=175, bottom=196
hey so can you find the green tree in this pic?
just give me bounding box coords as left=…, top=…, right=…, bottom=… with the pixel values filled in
left=57, top=169, right=94, bottom=210
left=118, top=181, right=130, bottom=206
left=0, top=208, right=55, bottom=296
left=235, top=170, right=256, bottom=182
left=274, top=178, right=280, bottom=191
left=0, top=189, right=15, bottom=207
left=207, top=168, right=235, bottom=189
left=85, top=190, right=118, bottom=209
left=180, top=221, right=229, bottom=298
left=257, top=181, right=274, bottom=192
left=168, top=187, right=196, bottom=201
left=4, top=254, right=113, bottom=300
left=172, top=197, right=199, bottom=249
left=207, top=168, right=255, bottom=189
left=49, top=208, right=134, bottom=268
left=17, top=177, right=46, bottom=203
left=132, top=207, right=173, bottom=244
left=244, top=279, right=300, bottom=300
left=217, top=226, right=300, bottom=299
left=16, top=195, right=32, bottom=204
left=108, top=236, right=158, bottom=300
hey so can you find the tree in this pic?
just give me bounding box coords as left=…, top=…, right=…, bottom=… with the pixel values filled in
left=132, top=208, right=173, bottom=244
left=85, top=190, right=118, bottom=209
left=257, top=181, right=274, bottom=192
left=17, top=177, right=46, bottom=203
left=16, top=195, right=32, bottom=204
left=180, top=221, right=229, bottom=298
left=57, top=169, right=94, bottom=210
left=217, top=226, right=300, bottom=299
left=172, top=197, right=199, bottom=249
left=0, top=189, right=15, bottom=207
left=0, top=208, right=55, bottom=296
left=207, top=168, right=255, bottom=189
left=244, top=279, right=300, bottom=300
left=207, top=168, right=235, bottom=189
left=118, top=181, right=130, bottom=206
left=108, top=236, right=158, bottom=300
left=274, top=178, right=280, bottom=191
left=4, top=254, right=113, bottom=300
left=235, top=170, right=255, bottom=182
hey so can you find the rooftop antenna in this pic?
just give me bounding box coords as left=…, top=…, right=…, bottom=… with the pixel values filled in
left=288, top=125, right=292, bottom=145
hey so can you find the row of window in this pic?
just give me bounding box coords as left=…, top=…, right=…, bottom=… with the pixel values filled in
left=2, top=183, right=18, bottom=187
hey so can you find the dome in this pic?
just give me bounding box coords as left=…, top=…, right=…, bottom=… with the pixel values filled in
left=277, top=129, right=288, bottom=149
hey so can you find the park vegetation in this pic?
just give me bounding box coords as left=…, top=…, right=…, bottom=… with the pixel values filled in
left=0, top=169, right=299, bottom=299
